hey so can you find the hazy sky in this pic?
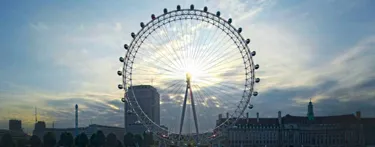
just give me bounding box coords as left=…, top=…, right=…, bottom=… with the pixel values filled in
left=1, top=0, right=375, bottom=134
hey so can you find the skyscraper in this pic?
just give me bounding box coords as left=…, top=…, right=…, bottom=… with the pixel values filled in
left=125, top=85, right=160, bottom=134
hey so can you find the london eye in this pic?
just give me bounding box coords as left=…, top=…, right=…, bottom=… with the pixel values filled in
left=118, top=4, right=260, bottom=146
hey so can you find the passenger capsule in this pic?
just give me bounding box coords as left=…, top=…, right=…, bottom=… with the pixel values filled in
left=117, top=71, right=122, bottom=76
left=140, top=22, right=145, bottom=28
left=255, top=64, right=259, bottom=69
left=228, top=18, right=232, bottom=24
left=119, top=57, right=124, bottom=62
left=203, top=6, right=208, bottom=12
left=253, top=91, right=258, bottom=96
left=151, top=14, right=156, bottom=20
left=251, top=51, right=256, bottom=56
left=216, top=11, right=221, bottom=17
left=238, top=27, right=242, bottom=33
left=131, top=32, right=136, bottom=38
left=248, top=104, right=254, bottom=109
left=163, top=8, right=168, bottom=14
left=127, top=110, right=133, bottom=114
left=121, top=98, right=126, bottom=102
left=177, top=5, right=181, bottom=11
left=255, top=78, right=260, bottom=83
left=124, top=44, right=129, bottom=50
left=190, top=4, right=194, bottom=10
left=118, top=84, right=124, bottom=89
left=246, top=39, right=250, bottom=44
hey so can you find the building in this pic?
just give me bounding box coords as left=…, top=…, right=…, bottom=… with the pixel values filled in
left=213, top=100, right=375, bottom=147
left=9, top=119, right=22, bottom=132
left=33, top=121, right=124, bottom=143
left=125, top=85, right=160, bottom=135
left=0, top=120, right=30, bottom=144
left=361, top=118, right=375, bottom=146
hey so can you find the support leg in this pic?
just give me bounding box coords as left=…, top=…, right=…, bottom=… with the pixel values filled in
left=179, top=86, right=189, bottom=144
left=189, top=87, right=200, bottom=145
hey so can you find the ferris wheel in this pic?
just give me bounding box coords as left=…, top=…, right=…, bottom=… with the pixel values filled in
left=117, top=4, right=260, bottom=145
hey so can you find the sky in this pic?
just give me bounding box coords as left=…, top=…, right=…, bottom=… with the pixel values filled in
left=0, top=0, right=375, bottom=134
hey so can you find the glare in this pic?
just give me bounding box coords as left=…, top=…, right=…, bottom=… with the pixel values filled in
left=183, top=64, right=205, bottom=80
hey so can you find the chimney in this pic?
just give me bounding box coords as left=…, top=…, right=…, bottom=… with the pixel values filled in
left=256, top=112, right=259, bottom=123
left=278, top=111, right=282, bottom=125
left=218, top=114, right=222, bottom=119
left=356, top=111, right=361, bottom=119
left=226, top=112, right=229, bottom=118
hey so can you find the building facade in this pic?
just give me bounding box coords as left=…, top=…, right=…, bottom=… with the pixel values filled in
left=125, top=85, right=160, bottom=135
left=213, top=100, right=374, bottom=147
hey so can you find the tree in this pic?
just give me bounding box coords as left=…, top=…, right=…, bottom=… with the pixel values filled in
left=133, top=134, right=143, bottom=147
left=58, top=132, right=68, bottom=146
left=89, top=133, right=98, bottom=147
left=16, top=139, right=27, bottom=147
left=29, top=135, right=42, bottom=147
left=75, top=135, right=79, bottom=146
left=142, top=132, right=154, bottom=147
left=65, top=133, right=74, bottom=147
left=106, top=133, right=117, bottom=147
left=75, top=133, right=89, bottom=147
left=43, top=132, right=56, bottom=147
left=0, top=133, right=15, bottom=147
left=96, top=131, right=106, bottom=147
left=123, top=133, right=134, bottom=147
left=116, top=140, right=123, bottom=147
left=58, top=132, right=74, bottom=147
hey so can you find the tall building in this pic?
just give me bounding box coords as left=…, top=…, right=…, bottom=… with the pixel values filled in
left=125, top=85, right=160, bottom=135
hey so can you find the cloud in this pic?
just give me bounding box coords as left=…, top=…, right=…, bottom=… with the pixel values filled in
left=200, top=0, right=275, bottom=22
left=248, top=35, right=375, bottom=118
left=2, top=0, right=375, bottom=135
left=30, top=22, right=49, bottom=31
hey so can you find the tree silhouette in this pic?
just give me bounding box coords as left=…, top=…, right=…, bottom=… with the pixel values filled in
left=29, top=135, right=42, bottom=147
left=43, top=132, right=56, bottom=147
left=142, top=132, right=154, bottom=147
left=0, top=133, right=15, bottom=147
left=96, top=131, right=106, bottom=147
left=133, top=134, right=143, bottom=147
left=75, top=135, right=79, bottom=146
left=123, top=133, right=134, bottom=147
left=106, top=133, right=117, bottom=147
left=16, top=139, right=27, bottom=147
left=89, top=133, right=98, bottom=147
left=116, top=140, right=123, bottom=147
left=75, top=133, right=89, bottom=147
left=58, top=132, right=68, bottom=146
left=64, top=132, right=74, bottom=147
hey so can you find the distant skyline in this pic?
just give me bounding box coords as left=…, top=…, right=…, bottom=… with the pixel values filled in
left=1, top=0, right=375, bottom=134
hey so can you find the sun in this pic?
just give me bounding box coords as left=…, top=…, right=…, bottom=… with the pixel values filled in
left=183, top=65, right=204, bottom=80
left=147, top=58, right=225, bottom=89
